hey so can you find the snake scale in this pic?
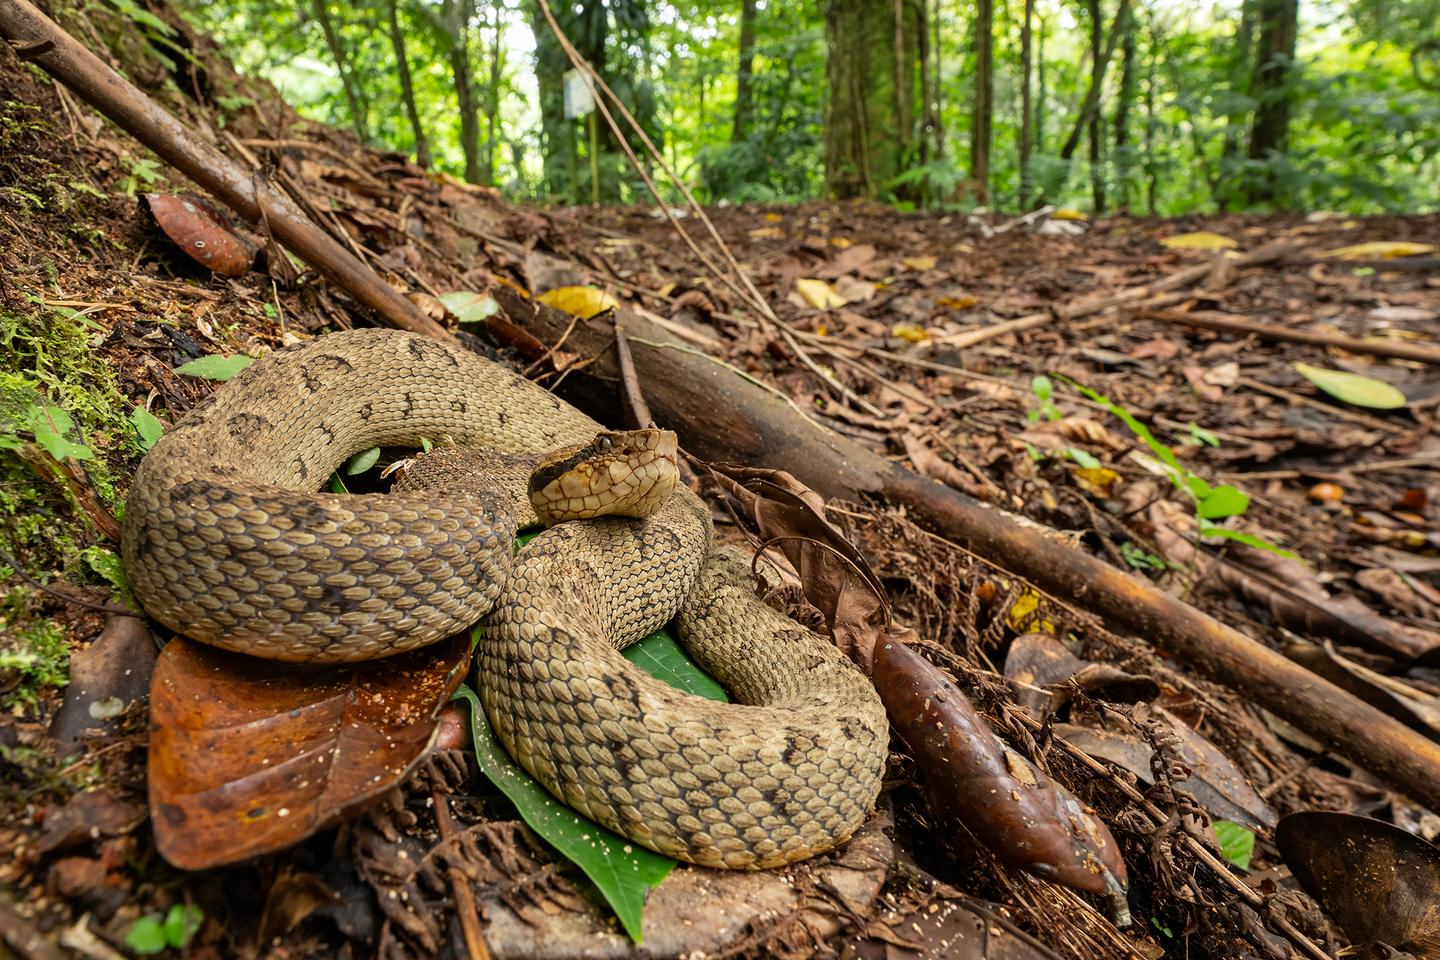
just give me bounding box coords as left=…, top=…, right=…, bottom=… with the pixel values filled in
left=122, top=328, right=888, bottom=869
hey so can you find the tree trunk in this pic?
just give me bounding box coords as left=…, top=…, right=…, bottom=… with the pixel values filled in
left=1218, top=0, right=1256, bottom=205
left=824, top=0, right=922, bottom=198
left=1246, top=0, right=1298, bottom=203
left=1057, top=0, right=1131, bottom=162
left=731, top=0, right=758, bottom=143
left=443, top=0, right=482, bottom=183
left=309, top=0, right=369, bottom=142
left=1019, top=0, right=1034, bottom=208
left=1086, top=0, right=1105, bottom=211
left=1035, top=13, right=1047, bottom=152
left=1144, top=21, right=1156, bottom=213
left=928, top=0, right=943, bottom=158
left=483, top=0, right=504, bottom=183
left=384, top=0, right=429, bottom=168
left=1112, top=1, right=1135, bottom=211
left=971, top=0, right=994, bottom=204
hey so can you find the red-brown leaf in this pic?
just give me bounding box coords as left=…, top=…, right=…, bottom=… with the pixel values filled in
left=874, top=636, right=1130, bottom=912
left=148, top=634, right=471, bottom=870
left=143, top=193, right=257, bottom=277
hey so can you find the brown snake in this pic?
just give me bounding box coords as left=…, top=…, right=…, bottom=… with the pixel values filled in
left=122, top=328, right=887, bottom=868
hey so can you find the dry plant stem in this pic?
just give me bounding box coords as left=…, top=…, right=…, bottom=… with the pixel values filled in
left=1010, top=709, right=1331, bottom=960
left=494, top=294, right=1440, bottom=805
left=1146, top=308, right=1440, bottom=366
left=0, top=0, right=450, bottom=342
left=432, top=789, right=493, bottom=960
left=613, top=318, right=655, bottom=429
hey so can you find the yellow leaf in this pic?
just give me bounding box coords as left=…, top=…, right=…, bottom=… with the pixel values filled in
left=815, top=322, right=830, bottom=336
left=936, top=294, right=979, bottom=310
left=1319, top=241, right=1435, bottom=260
left=1007, top=590, right=1055, bottom=633
left=890, top=323, right=930, bottom=343
left=657, top=282, right=676, bottom=297
left=536, top=286, right=620, bottom=319
left=830, top=237, right=853, bottom=249
left=748, top=226, right=784, bottom=240
left=1294, top=363, right=1407, bottom=410
left=901, top=255, right=938, bottom=271
left=1073, top=466, right=1121, bottom=498
left=1052, top=208, right=1089, bottom=221
left=795, top=278, right=848, bottom=310
left=764, top=212, right=783, bottom=223
left=1161, top=231, right=1238, bottom=251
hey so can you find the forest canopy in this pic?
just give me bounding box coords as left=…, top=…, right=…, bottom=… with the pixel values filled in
left=175, top=0, right=1440, bottom=214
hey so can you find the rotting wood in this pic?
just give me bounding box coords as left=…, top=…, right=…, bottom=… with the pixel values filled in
left=1145, top=307, right=1440, bottom=366
left=0, top=0, right=451, bottom=343
left=489, top=285, right=1440, bottom=806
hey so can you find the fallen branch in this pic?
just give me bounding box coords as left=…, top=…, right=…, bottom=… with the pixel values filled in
left=490, top=285, right=1440, bottom=805
left=1145, top=308, right=1440, bottom=366
left=0, top=0, right=450, bottom=342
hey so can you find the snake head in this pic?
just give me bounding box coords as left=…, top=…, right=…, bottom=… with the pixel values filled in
left=528, top=428, right=679, bottom=525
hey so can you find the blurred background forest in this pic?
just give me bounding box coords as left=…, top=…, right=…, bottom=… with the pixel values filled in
left=162, top=0, right=1440, bottom=214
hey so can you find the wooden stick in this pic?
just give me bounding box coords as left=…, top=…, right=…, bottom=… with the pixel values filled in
left=1146, top=309, right=1440, bottom=366
left=432, top=789, right=492, bottom=960
left=491, top=288, right=1440, bottom=805
left=0, top=0, right=451, bottom=343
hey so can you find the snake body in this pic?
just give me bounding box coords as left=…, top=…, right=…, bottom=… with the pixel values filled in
left=122, top=328, right=888, bottom=868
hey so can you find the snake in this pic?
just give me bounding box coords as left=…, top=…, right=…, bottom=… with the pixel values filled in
left=121, top=328, right=888, bottom=869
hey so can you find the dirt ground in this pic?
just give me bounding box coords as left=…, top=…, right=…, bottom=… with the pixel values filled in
left=2, top=5, right=1439, bottom=960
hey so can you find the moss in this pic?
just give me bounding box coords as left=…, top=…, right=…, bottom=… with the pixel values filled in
left=0, top=587, right=69, bottom=715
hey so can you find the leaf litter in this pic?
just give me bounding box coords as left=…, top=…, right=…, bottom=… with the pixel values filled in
left=1, top=9, right=1439, bottom=959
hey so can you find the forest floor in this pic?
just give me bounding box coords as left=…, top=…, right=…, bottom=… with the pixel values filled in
left=3, top=6, right=1440, bottom=960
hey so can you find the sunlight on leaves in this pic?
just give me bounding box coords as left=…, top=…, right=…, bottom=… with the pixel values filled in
left=536, top=286, right=620, bottom=319
left=1161, top=231, right=1237, bottom=250
left=1318, top=241, right=1434, bottom=260
left=794, top=278, right=847, bottom=310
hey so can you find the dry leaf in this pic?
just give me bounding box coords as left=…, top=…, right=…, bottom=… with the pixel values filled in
left=143, top=194, right=257, bottom=277
left=1051, top=208, right=1089, bottom=221
left=936, top=293, right=980, bottom=310
left=901, top=255, right=938, bottom=271
left=149, top=635, right=471, bottom=870
left=1319, top=241, right=1435, bottom=260
left=1161, top=231, right=1237, bottom=251
left=748, top=226, right=784, bottom=240
left=795, top=278, right=848, bottom=310
left=536, top=285, right=620, bottom=319
left=891, top=323, right=930, bottom=343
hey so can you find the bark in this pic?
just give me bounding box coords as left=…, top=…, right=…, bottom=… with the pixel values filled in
left=443, top=0, right=482, bottom=183
left=1058, top=0, right=1131, bottom=162
left=1112, top=1, right=1135, bottom=212
left=479, top=283, right=1440, bottom=808
left=971, top=0, right=994, bottom=204
left=824, top=0, right=923, bottom=198
left=1086, top=0, right=1105, bottom=211
left=1246, top=0, right=1298, bottom=203
left=731, top=0, right=757, bottom=143
left=384, top=0, right=430, bottom=168
left=1035, top=13, right=1047, bottom=152
left=1019, top=0, right=1034, bottom=208
left=309, top=0, right=369, bottom=143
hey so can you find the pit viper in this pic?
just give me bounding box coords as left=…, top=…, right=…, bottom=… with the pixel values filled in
left=121, top=328, right=887, bottom=868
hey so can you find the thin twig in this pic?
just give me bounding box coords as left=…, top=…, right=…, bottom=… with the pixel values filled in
left=431, top=789, right=492, bottom=960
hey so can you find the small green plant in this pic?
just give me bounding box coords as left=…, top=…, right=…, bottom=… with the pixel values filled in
left=131, top=406, right=164, bottom=452
left=0, top=590, right=69, bottom=712
left=120, top=157, right=162, bottom=197
left=1214, top=820, right=1256, bottom=870
left=173, top=353, right=253, bottom=381
left=1057, top=377, right=1293, bottom=557
left=1121, top=541, right=1169, bottom=572
left=1027, top=375, right=1064, bottom=423
left=1181, top=422, right=1220, bottom=447
left=0, top=403, right=94, bottom=462
left=125, top=904, right=204, bottom=955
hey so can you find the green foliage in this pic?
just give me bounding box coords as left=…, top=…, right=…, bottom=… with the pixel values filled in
left=125, top=904, right=205, bottom=955
left=0, top=589, right=69, bottom=714
left=173, top=353, right=253, bottom=380
left=1214, top=819, right=1255, bottom=870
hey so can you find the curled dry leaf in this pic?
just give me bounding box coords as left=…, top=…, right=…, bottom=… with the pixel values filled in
left=1054, top=707, right=1278, bottom=831
left=49, top=614, right=158, bottom=745
left=148, top=634, right=471, bottom=870
left=1003, top=633, right=1159, bottom=721
left=875, top=637, right=1130, bottom=916
left=142, top=194, right=257, bottom=277
left=1276, top=811, right=1440, bottom=957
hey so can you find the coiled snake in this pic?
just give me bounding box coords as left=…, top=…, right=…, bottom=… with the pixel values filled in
left=122, top=328, right=888, bottom=869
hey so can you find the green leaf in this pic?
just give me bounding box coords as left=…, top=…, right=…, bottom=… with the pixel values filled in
left=29, top=405, right=92, bottom=461
left=1066, top=447, right=1101, bottom=470
left=439, top=291, right=500, bottom=324
left=124, top=916, right=169, bottom=955
left=621, top=631, right=729, bottom=703
left=162, top=903, right=203, bottom=947
left=1184, top=474, right=1212, bottom=501
left=454, top=683, right=676, bottom=943
left=1197, top=484, right=1250, bottom=520
left=1199, top=524, right=1298, bottom=559
left=1030, top=374, right=1053, bottom=403
left=1214, top=820, right=1255, bottom=870
left=1294, top=363, right=1406, bottom=410
left=131, top=406, right=165, bottom=451
left=82, top=546, right=134, bottom=606
left=174, top=354, right=254, bottom=381
left=345, top=447, right=381, bottom=475
left=1186, top=422, right=1220, bottom=448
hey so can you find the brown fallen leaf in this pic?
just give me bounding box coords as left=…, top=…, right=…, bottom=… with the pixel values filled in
left=49, top=615, right=157, bottom=745
left=1276, top=811, right=1440, bottom=957
left=37, top=789, right=144, bottom=855
left=1054, top=707, right=1278, bottom=831
left=143, top=194, right=257, bottom=277
left=1003, top=633, right=1159, bottom=721
left=1284, top=640, right=1440, bottom=737
left=148, top=634, right=471, bottom=870
left=876, top=637, right=1130, bottom=917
